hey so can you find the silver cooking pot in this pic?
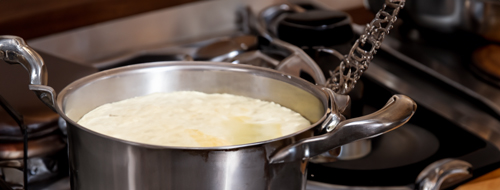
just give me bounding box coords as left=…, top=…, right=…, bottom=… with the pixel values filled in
left=0, top=36, right=416, bottom=190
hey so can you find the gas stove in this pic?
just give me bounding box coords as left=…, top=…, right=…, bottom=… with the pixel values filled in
left=2, top=0, right=500, bottom=189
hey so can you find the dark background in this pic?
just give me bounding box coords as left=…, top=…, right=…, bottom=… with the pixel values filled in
left=0, top=0, right=200, bottom=40
left=0, top=0, right=373, bottom=40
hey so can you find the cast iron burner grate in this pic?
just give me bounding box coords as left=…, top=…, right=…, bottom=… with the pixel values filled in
left=0, top=94, right=28, bottom=190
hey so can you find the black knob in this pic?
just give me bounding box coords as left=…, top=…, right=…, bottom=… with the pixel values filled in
left=276, top=10, right=354, bottom=47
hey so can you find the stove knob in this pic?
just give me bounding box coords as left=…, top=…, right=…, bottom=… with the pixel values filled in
left=276, top=10, right=354, bottom=47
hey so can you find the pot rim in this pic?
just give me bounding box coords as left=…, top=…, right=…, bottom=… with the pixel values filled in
left=56, top=61, right=330, bottom=150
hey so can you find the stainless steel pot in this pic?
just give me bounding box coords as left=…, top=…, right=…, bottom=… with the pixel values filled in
left=0, top=36, right=416, bottom=190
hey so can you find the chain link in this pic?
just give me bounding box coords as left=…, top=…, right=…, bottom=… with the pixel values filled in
left=325, top=0, right=405, bottom=94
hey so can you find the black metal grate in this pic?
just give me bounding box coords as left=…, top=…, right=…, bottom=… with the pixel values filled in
left=0, top=94, right=28, bottom=190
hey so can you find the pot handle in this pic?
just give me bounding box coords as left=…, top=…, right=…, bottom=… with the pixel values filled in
left=416, top=159, right=472, bottom=190
left=269, top=93, right=417, bottom=164
left=0, top=36, right=56, bottom=111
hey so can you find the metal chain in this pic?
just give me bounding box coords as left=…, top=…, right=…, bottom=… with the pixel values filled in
left=325, top=0, right=405, bottom=94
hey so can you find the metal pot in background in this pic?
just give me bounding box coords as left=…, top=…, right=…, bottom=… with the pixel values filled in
left=366, top=0, right=500, bottom=42
left=0, top=36, right=416, bottom=190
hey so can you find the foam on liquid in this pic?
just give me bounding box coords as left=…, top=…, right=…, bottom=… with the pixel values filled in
left=77, top=91, right=311, bottom=147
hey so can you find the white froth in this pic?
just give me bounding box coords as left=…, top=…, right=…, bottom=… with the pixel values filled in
left=77, top=91, right=311, bottom=147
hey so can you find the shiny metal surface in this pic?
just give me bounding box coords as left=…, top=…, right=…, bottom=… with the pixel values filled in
left=250, top=3, right=327, bottom=84
left=376, top=0, right=500, bottom=42
left=367, top=54, right=500, bottom=147
left=55, top=62, right=415, bottom=189
left=192, top=35, right=282, bottom=69
left=335, top=139, right=371, bottom=160
left=27, top=0, right=289, bottom=65
left=1, top=38, right=417, bottom=189
left=270, top=94, right=416, bottom=163
left=258, top=2, right=306, bottom=40
left=257, top=1, right=406, bottom=161
left=15, top=57, right=326, bottom=189
left=313, top=123, right=440, bottom=169
left=193, top=35, right=258, bottom=61
left=310, top=61, right=500, bottom=190
left=231, top=50, right=281, bottom=68
left=416, top=159, right=472, bottom=190
left=326, top=0, right=405, bottom=94
left=344, top=21, right=500, bottom=151
left=257, top=1, right=406, bottom=94
left=1, top=1, right=417, bottom=187
left=0, top=48, right=96, bottom=140
left=0, top=36, right=47, bottom=85
left=318, top=88, right=349, bottom=133
left=0, top=36, right=56, bottom=111
left=12, top=0, right=500, bottom=188
left=28, top=85, right=57, bottom=112
left=0, top=36, right=91, bottom=190
left=371, top=39, right=500, bottom=149
left=380, top=30, right=500, bottom=117
left=304, top=32, right=500, bottom=189
left=271, top=39, right=326, bottom=84
left=306, top=60, right=497, bottom=190
left=314, top=48, right=371, bottom=161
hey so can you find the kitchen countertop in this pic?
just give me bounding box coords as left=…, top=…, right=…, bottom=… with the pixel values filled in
left=457, top=168, right=500, bottom=189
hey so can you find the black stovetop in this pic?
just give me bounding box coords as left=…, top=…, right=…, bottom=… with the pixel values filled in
left=305, top=18, right=500, bottom=188
left=308, top=76, right=500, bottom=187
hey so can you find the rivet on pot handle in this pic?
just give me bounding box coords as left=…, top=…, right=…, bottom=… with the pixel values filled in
left=0, top=36, right=57, bottom=111
left=319, top=88, right=349, bottom=133
left=269, top=94, right=417, bottom=164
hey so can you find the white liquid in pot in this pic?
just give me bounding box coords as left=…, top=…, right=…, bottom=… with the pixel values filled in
left=77, top=91, right=311, bottom=147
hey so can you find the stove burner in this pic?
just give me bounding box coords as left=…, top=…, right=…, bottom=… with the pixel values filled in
left=322, top=123, right=439, bottom=170
left=307, top=77, right=500, bottom=187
